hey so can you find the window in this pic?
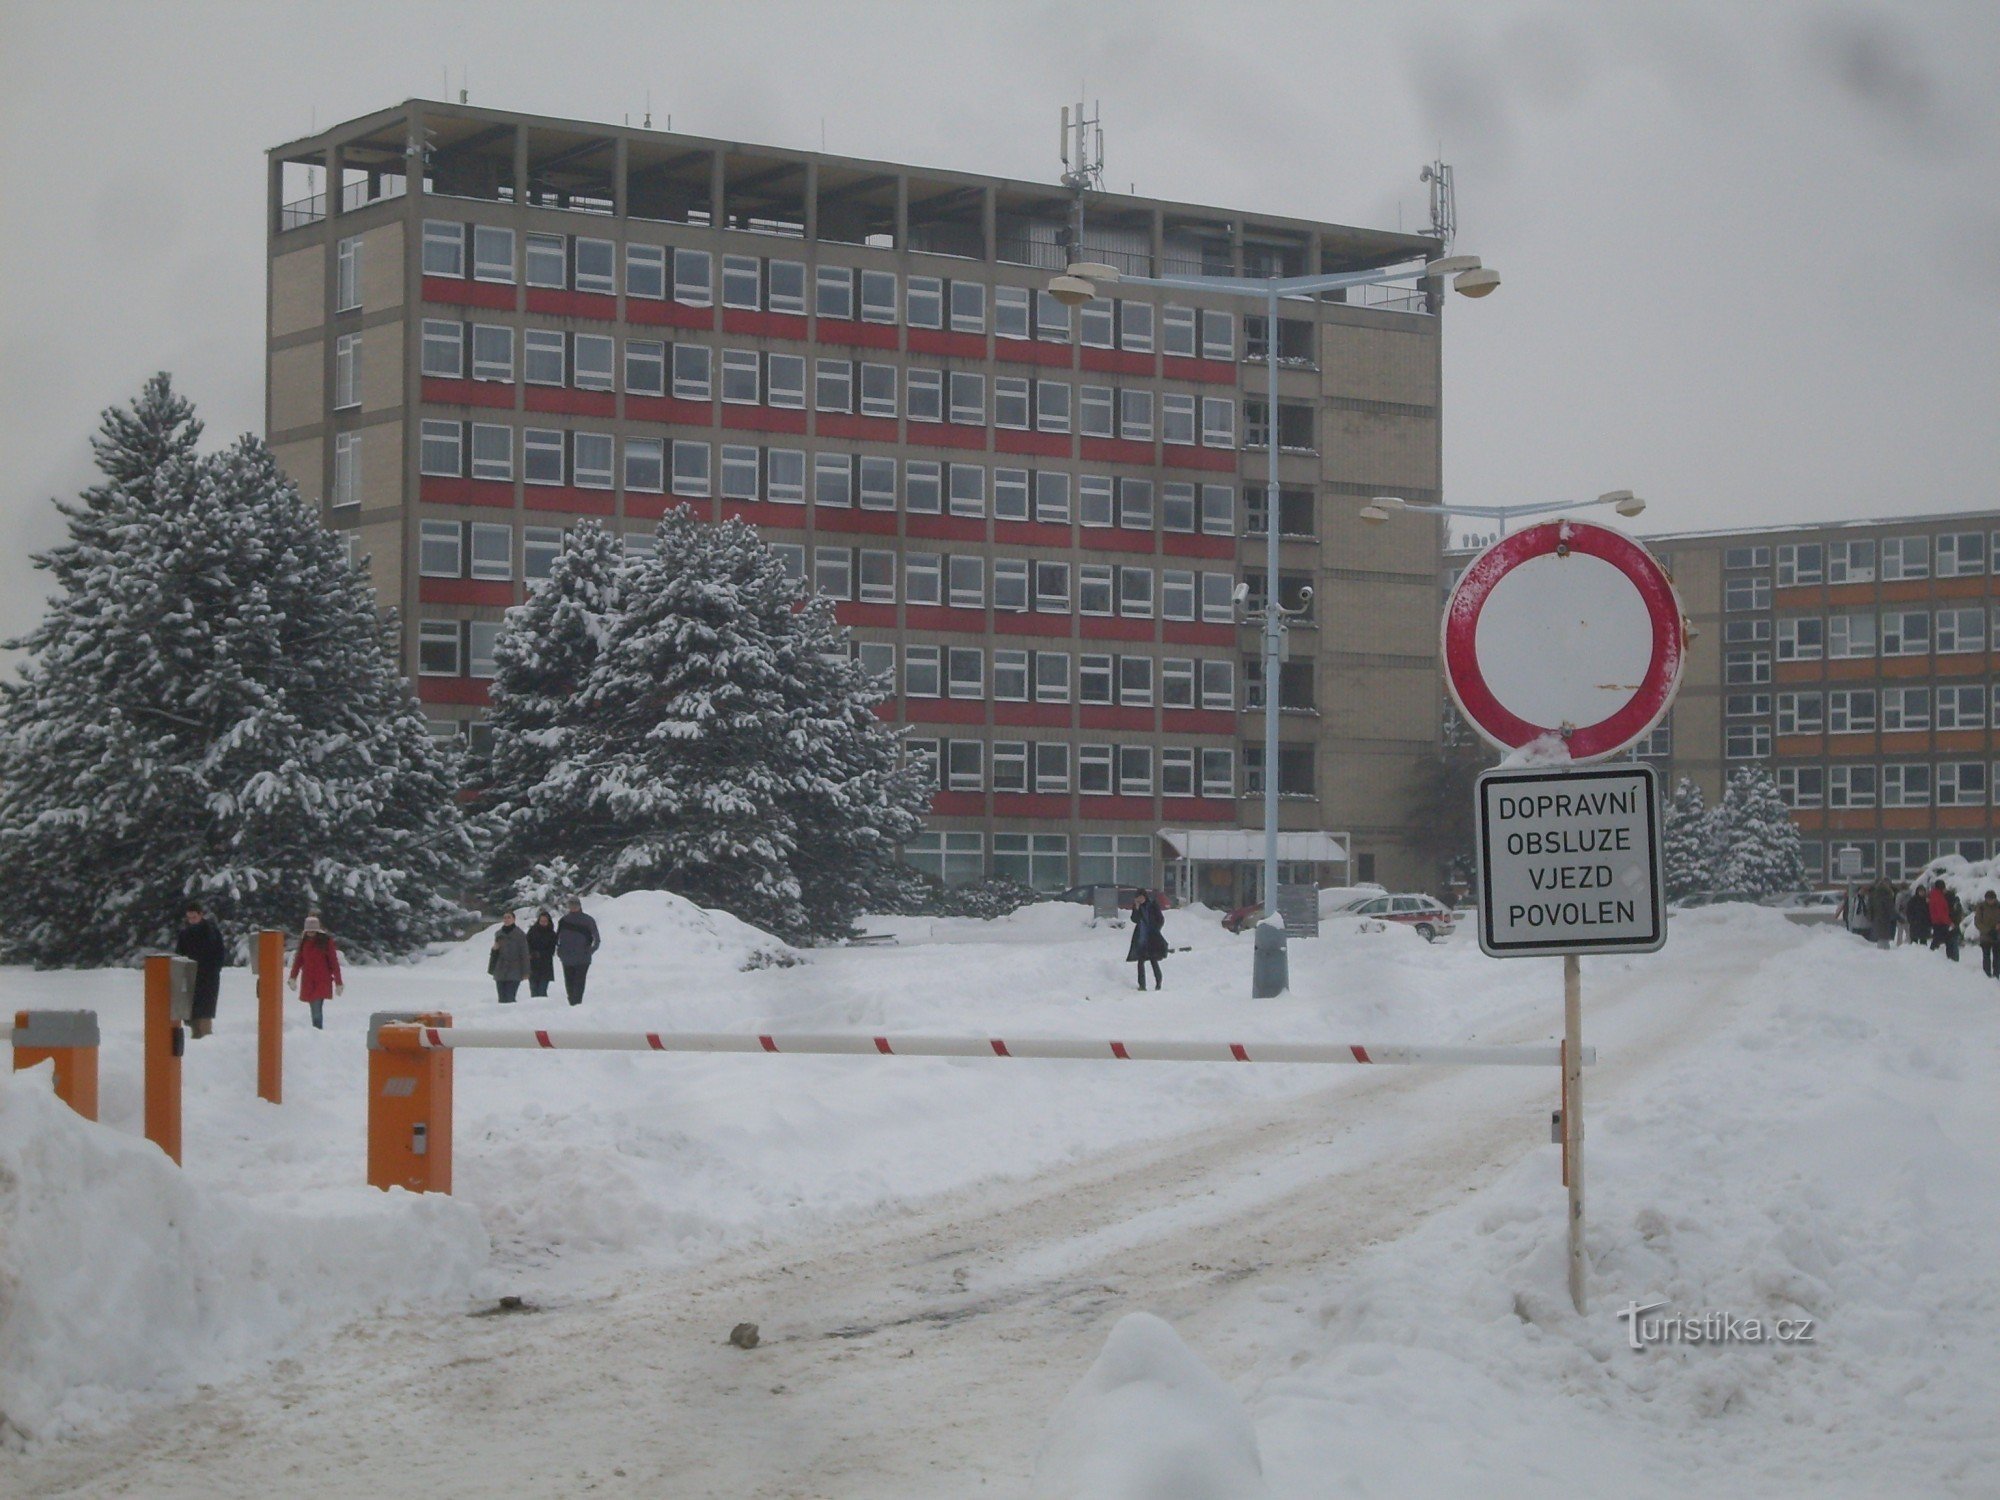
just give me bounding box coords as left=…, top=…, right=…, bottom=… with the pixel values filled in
left=332, top=431, right=360, bottom=508
left=1080, top=475, right=1114, bottom=528
left=994, top=558, right=1030, bottom=611
left=813, top=546, right=852, bottom=600
left=1882, top=841, right=1933, bottom=881
left=1776, top=767, right=1824, bottom=809
left=419, top=520, right=463, bottom=577
left=421, top=220, right=465, bottom=278
left=1035, top=741, right=1070, bottom=793
left=524, top=329, right=565, bottom=386
left=814, top=453, right=853, bottom=508
left=673, top=343, right=713, bottom=401
left=1936, top=606, right=1984, bottom=653
left=948, top=554, right=984, bottom=608
left=1631, top=722, right=1672, bottom=758
left=767, top=354, right=806, bottom=409
left=1723, top=650, right=1770, bottom=684
left=336, top=235, right=362, bottom=311
left=421, top=319, right=464, bottom=378
left=1776, top=543, right=1823, bottom=586
left=523, top=526, right=562, bottom=583
left=1940, top=762, right=1988, bottom=806
left=1200, top=659, right=1235, bottom=710
left=993, top=650, right=1029, bottom=701
left=1828, top=611, right=1876, bottom=659
left=417, top=621, right=462, bottom=676
left=627, top=244, right=667, bottom=300
left=1036, top=290, right=1072, bottom=342
left=772, top=543, right=806, bottom=582
left=1201, top=573, right=1237, bottom=624
left=766, top=260, right=806, bottom=315
left=1828, top=539, right=1875, bottom=584
left=333, top=334, right=360, bottom=409
left=1080, top=385, right=1114, bottom=438
left=992, top=741, right=1029, bottom=793
left=419, top=419, right=461, bottom=477
left=1882, top=762, right=1931, bottom=808
left=1880, top=609, right=1929, bottom=657
left=1033, top=470, right=1072, bottom=526
left=1726, top=692, right=1772, bottom=718
left=1937, top=684, right=1985, bottom=730
left=947, top=647, right=984, bottom=699
left=1161, top=658, right=1195, bottom=709
left=1938, top=531, right=1985, bottom=577
left=1162, top=393, right=1197, bottom=446
left=905, top=740, right=941, bottom=787
left=860, top=270, right=898, bottom=324
left=671, top=440, right=711, bottom=497
left=460, top=227, right=512, bottom=290
left=994, top=377, right=1031, bottom=429
left=949, top=371, right=985, bottom=425
left=1120, top=300, right=1154, bottom=353
left=1080, top=298, right=1114, bottom=348
left=856, top=549, right=896, bottom=605
left=1723, top=620, right=1770, bottom=645
left=573, top=334, right=615, bottom=391
left=1200, top=309, right=1234, bottom=360
left=1201, top=748, right=1235, bottom=798
left=1724, top=723, right=1771, bottom=759
left=721, top=255, right=760, bottom=310
left=993, top=468, right=1030, bottom=521
left=946, top=741, right=984, bottom=792
left=907, top=368, right=943, bottom=422
left=1116, top=655, right=1154, bottom=707
left=1036, top=380, right=1072, bottom=434
left=995, top=285, right=1031, bottom=339
left=1776, top=616, right=1824, bottom=661
left=905, top=461, right=942, bottom=515
left=1882, top=535, right=1929, bottom=580
left=859, top=363, right=897, bottom=418
left=1079, top=564, right=1114, bottom=616
left=524, top=233, right=565, bottom=288
left=905, top=552, right=941, bottom=606
left=1723, top=545, right=1771, bottom=571
left=1162, top=570, right=1196, bottom=621
left=623, top=532, right=656, bottom=561
left=674, top=248, right=713, bottom=305
left=1162, top=306, right=1197, bottom=358
left=1119, top=478, right=1154, bottom=532
left=859, top=455, right=897, bottom=510
left=624, top=339, right=666, bottom=396
left=465, top=522, right=511, bottom=582
left=1883, top=686, right=1930, bottom=731
left=906, top=276, right=943, bottom=329
left=815, top=359, right=853, bottom=413
left=857, top=640, right=895, bottom=686
left=949, top=280, right=985, bottom=333
left=1776, top=692, right=1824, bottom=735
left=721, top=349, right=759, bottom=404
left=715, top=444, right=757, bottom=500
left=767, top=449, right=806, bottom=505
left=1119, top=745, right=1153, bottom=796
left=1079, top=744, right=1114, bottom=795
left=948, top=463, right=985, bottom=518
left=462, top=423, right=507, bottom=483
left=1828, top=689, right=1877, bottom=734
left=1200, top=398, right=1236, bottom=448
left=573, top=432, right=615, bottom=489
left=906, top=645, right=941, bottom=697
left=815, top=265, right=854, bottom=320
left=523, top=428, right=564, bottom=485
left=1035, top=560, right=1071, bottom=614
left=1119, top=388, right=1153, bottom=442
left=624, top=437, right=664, bottom=492
left=1080, top=654, right=1113, bottom=705
left=1201, top=485, right=1235, bottom=536
left=1035, top=651, right=1070, bottom=703
left=1725, top=577, right=1772, bottom=611
left=1828, top=765, right=1876, bottom=808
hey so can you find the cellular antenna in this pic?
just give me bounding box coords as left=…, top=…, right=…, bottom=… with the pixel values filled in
left=1420, top=155, right=1456, bottom=250
left=1058, top=97, right=1105, bottom=262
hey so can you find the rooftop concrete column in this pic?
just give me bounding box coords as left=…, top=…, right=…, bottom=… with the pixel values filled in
left=982, top=184, right=996, bottom=262
left=512, top=124, right=528, bottom=207
left=803, top=158, right=818, bottom=243
left=710, top=150, right=727, bottom=229
left=1150, top=208, right=1165, bottom=276
left=613, top=135, right=629, bottom=218
left=406, top=106, right=427, bottom=199
left=894, top=174, right=909, bottom=250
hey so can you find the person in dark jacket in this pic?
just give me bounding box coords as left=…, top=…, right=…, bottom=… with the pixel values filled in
left=1126, top=891, right=1168, bottom=990
left=555, top=897, right=601, bottom=1005
left=175, top=903, right=228, bottom=1040
left=1942, top=888, right=1965, bottom=962
left=489, top=911, right=531, bottom=1004
left=525, top=910, right=558, bottom=998
left=1974, top=891, right=2000, bottom=978
left=1904, top=884, right=1931, bottom=948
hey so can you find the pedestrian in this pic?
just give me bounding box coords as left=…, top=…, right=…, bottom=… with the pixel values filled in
left=287, top=916, right=342, bottom=1030
left=1927, top=881, right=1953, bottom=953
left=526, top=910, right=558, bottom=999
left=1904, top=883, right=1931, bottom=949
left=1127, top=890, right=1168, bottom=991
left=1867, top=877, right=1898, bottom=947
left=174, top=902, right=228, bottom=1040
left=1975, top=891, right=2000, bottom=978
left=555, top=896, right=601, bottom=1006
left=489, top=911, right=531, bottom=1003
left=1943, top=887, right=1966, bottom=963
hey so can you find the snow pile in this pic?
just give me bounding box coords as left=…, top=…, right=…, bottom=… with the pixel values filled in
left=0, top=1069, right=486, bottom=1442
left=464, top=888, right=800, bottom=977
left=1035, top=1313, right=1268, bottom=1500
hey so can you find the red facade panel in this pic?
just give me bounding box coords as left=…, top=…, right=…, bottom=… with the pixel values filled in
left=523, top=485, right=616, bottom=516
left=721, top=406, right=809, bottom=434
left=814, top=318, right=900, bottom=350
left=1163, top=623, right=1236, bottom=648
left=625, top=395, right=716, bottom=427
left=624, top=494, right=677, bottom=521
left=524, top=387, right=616, bottom=418
left=904, top=604, right=990, bottom=633
left=525, top=289, right=618, bottom=321
left=421, top=377, right=516, bottom=410
left=995, top=339, right=1075, bottom=369
left=1162, top=710, right=1240, bottom=737
left=1080, top=438, right=1157, bottom=467
left=1081, top=707, right=1156, bottom=732
left=1161, top=356, right=1238, bottom=385
left=418, top=578, right=516, bottom=608
left=419, top=477, right=514, bottom=509
left=720, top=500, right=808, bottom=530
left=906, top=699, right=989, bottom=724
left=1163, top=447, right=1239, bottom=473
left=908, top=329, right=987, bottom=360
left=1081, top=348, right=1157, bottom=377
left=1160, top=797, right=1235, bottom=823
left=930, top=791, right=987, bottom=816
left=994, top=521, right=1076, bottom=549
left=994, top=703, right=1075, bottom=728
left=722, top=309, right=810, bottom=341
left=422, top=277, right=516, bottom=310
left=1080, top=796, right=1157, bottom=821
left=995, top=429, right=1072, bottom=458
left=814, top=507, right=899, bottom=536
left=994, top=613, right=1076, bottom=638
left=626, top=300, right=717, bottom=331
left=1080, top=529, right=1158, bottom=555
left=1162, top=533, right=1237, bottom=560
left=906, top=516, right=989, bottom=544
left=417, top=677, right=491, bottom=706
left=815, top=414, right=900, bottom=442
left=907, top=423, right=988, bottom=452
left=993, top=793, right=1074, bottom=820
left=835, top=602, right=899, bottom=629
left=1081, top=617, right=1158, bottom=642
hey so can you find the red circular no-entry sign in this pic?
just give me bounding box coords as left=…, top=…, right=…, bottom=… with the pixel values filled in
left=1442, top=520, right=1686, bottom=761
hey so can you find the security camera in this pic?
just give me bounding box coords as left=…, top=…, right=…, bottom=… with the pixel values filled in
left=1297, top=586, right=1314, bottom=603
left=1231, top=582, right=1250, bottom=603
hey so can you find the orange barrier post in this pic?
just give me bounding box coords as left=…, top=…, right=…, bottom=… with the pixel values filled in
left=143, top=954, right=190, bottom=1165
left=256, top=929, right=284, bottom=1104
left=367, top=1012, right=453, bottom=1194
left=12, top=1010, right=101, bottom=1121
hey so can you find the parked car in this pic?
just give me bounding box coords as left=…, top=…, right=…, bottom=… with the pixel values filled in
left=1343, top=893, right=1459, bottom=942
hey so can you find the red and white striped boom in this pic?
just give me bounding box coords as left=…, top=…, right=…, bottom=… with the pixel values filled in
left=378, top=1026, right=1588, bottom=1068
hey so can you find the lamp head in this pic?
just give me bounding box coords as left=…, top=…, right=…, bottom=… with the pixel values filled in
left=1452, top=267, right=1501, bottom=298
left=1047, top=273, right=1095, bottom=308
left=1358, top=504, right=1392, bottom=525
left=1424, top=254, right=1481, bottom=277
left=1609, top=492, right=1647, bottom=518
left=1064, top=261, right=1120, bottom=283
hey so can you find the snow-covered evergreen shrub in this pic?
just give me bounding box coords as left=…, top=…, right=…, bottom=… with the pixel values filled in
left=1661, top=776, right=1718, bottom=900
left=0, top=377, right=474, bottom=964
left=1713, top=766, right=1807, bottom=896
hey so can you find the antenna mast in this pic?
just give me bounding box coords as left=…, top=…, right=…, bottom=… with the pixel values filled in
left=1420, top=156, right=1455, bottom=250
left=1058, top=97, right=1105, bottom=263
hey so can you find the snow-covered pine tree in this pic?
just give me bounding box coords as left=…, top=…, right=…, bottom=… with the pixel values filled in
left=1660, top=776, right=1717, bottom=900
left=481, top=507, right=929, bottom=940
left=1713, top=766, right=1807, bottom=896
left=0, top=384, right=474, bottom=964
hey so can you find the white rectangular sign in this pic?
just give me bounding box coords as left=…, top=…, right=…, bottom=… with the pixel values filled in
left=1475, top=764, right=1665, bottom=957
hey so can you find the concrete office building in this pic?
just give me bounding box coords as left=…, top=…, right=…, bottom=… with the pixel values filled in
left=266, top=100, right=1453, bottom=902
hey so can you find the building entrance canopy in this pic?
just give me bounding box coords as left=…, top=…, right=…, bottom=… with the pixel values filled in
left=1160, top=829, right=1349, bottom=865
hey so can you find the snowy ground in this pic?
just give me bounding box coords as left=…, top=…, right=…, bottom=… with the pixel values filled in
left=3, top=897, right=1997, bottom=1496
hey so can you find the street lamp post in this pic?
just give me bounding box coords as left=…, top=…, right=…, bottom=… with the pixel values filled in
left=1360, top=491, right=1645, bottom=538
left=1050, top=253, right=1499, bottom=996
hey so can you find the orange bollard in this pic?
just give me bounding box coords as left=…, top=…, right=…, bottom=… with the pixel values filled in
left=367, top=1012, right=453, bottom=1194
left=143, top=954, right=190, bottom=1165
left=256, top=929, right=284, bottom=1104
left=12, top=1010, right=101, bottom=1121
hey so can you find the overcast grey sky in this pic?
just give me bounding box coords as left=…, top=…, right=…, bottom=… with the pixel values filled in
left=3, top=0, right=1996, bottom=655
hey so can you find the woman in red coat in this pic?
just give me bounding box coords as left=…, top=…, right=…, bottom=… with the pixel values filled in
left=287, top=915, right=344, bottom=1029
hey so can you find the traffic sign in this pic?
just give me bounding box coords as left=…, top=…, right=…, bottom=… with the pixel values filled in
left=1443, top=521, right=1686, bottom=761
left=1475, top=764, right=1665, bottom=958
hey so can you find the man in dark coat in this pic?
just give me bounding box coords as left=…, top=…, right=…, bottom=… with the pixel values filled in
left=1127, top=891, right=1168, bottom=991
left=1902, top=883, right=1929, bottom=948
left=175, top=903, right=228, bottom=1039
left=525, top=911, right=558, bottom=998
left=488, top=911, right=531, bottom=1004
left=556, top=897, right=601, bottom=1006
